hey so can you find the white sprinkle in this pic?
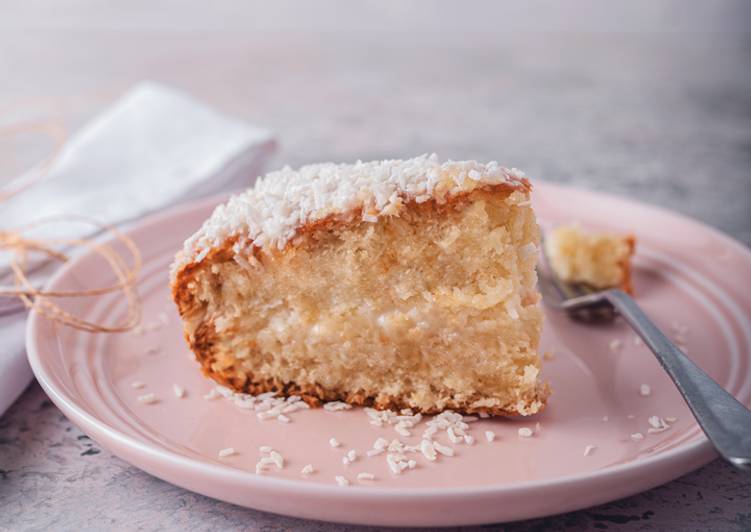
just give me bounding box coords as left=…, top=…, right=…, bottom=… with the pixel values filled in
left=269, top=450, right=284, bottom=469
left=347, top=449, right=357, bottom=462
left=485, top=430, right=496, bottom=442
left=602, top=416, right=609, bottom=422
left=215, top=386, right=234, bottom=398
left=583, top=445, right=597, bottom=457
left=203, top=388, right=219, bottom=400
left=627, top=414, right=636, bottom=419
left=131, top=381, right=145, bottom=389
left=609, top=339, right=622, bottom=352
left=386, top=454, right=402, bottom=475
left=518, top=427, right=534, bottom=438
left=395, top=424, right=411, bottom=437
left=639, top=384, right=651, bottom=397
left=633, top=335, right=643, bottom=347
left=301, top=464, right=315, bottom=475
left=335, top=475, right=350, bottom=487
left=218, top=447, right=236, bottom=458
left=323, top=401, right=352, bottom=412
left=630, top=432, right=645, bottom=441
left=420, top=439, right=437, bottom=461
left=433, top=441, right=455, bottom=457
left=259, top=446, right=273, bottom=453
left=172, top=384, right=185, bottom=398
left=373, top=437, right=389, bottom=450
left=357, top=472, right=375, bottom=481
left=257, top=391, right=276, bottom=400
left=447, top=427, right=461, bottom=443
left=277, top=414, right=291, bottom=423
left=407, top=459, right=417, bottom=469
left=366, top=448, right=384, bottom=457
left=329, top=437, right=341, bottom=448
left=463, top=435, right=475, bottom=446
left=666, top=416, right=678, bottom=423
left=648, top=416, right=665, bottom=429
left=342, top=456, right=350, bottom=465
left=137, top=393, right=158, bottom=404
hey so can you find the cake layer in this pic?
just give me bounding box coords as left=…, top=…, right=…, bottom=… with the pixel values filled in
left=172, top=157, right=547, bottom=416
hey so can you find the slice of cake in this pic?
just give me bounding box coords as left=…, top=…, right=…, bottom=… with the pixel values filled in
left=171, top=155, right=547, bottom=415
left=544, top=224, right=636, bottom=294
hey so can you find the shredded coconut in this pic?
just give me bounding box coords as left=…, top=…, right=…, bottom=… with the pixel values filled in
left=218, top=447, right=236, bottom=458
left=172, top=155, right=528, bottom=275
left=323, top=401, right=352, bottom=412
left=137, top=393, right=158, bottom=404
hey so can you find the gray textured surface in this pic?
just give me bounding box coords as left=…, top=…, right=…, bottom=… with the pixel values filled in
left=2, top=2, right=751, bottom=530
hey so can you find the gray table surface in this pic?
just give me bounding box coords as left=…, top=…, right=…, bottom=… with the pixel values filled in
left=1, top=2, right=751, bottom=530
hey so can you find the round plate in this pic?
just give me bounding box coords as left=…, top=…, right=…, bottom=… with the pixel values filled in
left=27, top=182, right=751, bottom=527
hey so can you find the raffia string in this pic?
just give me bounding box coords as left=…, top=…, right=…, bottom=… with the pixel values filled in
left=1, top=121, right=143, bottom=332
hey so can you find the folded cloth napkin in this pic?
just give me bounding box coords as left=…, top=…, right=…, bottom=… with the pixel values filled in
left=0, top=81, right=276, bottom=416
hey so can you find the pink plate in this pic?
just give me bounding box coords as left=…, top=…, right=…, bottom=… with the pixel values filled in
left=26, top=182, right=751, bottom=527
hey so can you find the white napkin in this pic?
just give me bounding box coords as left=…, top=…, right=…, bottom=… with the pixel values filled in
left=0, top=81, right=276, bottom=416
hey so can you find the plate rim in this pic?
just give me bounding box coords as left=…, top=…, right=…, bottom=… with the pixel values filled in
left=26, top=182, right=751, bottom=519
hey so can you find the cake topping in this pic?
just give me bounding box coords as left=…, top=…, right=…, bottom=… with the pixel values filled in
left=173, top=154, right=528, bottom=272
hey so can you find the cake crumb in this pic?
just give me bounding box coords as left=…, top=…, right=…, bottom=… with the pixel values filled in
left=218, top=447, right=236, bottom=458
left=639, top=384, right=651, bottom=397
left=518, top=427, right=534, bottom=438
left=583, top=445, right=597, bottom=456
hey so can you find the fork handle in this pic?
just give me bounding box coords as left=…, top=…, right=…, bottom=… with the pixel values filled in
left=604, top=290, right=751, bottom=470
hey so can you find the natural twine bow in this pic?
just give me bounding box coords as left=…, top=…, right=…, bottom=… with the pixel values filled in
left=1, top=121, right=142, bottom=332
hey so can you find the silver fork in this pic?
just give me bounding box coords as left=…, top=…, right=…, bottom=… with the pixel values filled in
left=538, top=241, right=751, bottom=470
